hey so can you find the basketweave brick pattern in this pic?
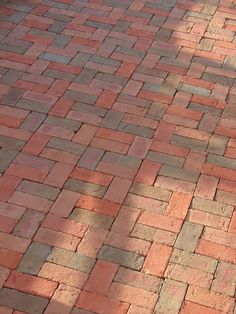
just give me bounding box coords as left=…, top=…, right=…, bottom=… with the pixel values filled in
left=1, top=0, right=236, bottom=313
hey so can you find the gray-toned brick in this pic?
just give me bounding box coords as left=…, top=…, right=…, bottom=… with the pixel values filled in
left=44, top=69, right=76, bottom=81
left=131, top=224, right=156, bottom=242
left=207, top=135, right=228, bottom=155
left=44, top=115, right=81, bottom=131
left=0, top=149, right=18, bottom=172
left=159, top=165, right=199, bottom=183
left=146, top=102, right=167, bottom=120
left=118, top=122, right=154, bottom=138
left=78, top=147, right=104, bottom=170
left=175, top=221, right=203, bottom=252
left=0, top=69, right=23, bottom=85
left=64, top=90, right=97, bottom=104
left=85, top=20, right=113, bottom=30
left=16, top=99, right=51, bottom=114
left=171, top=249, right=217, bottom=273
left=0, top=288, right=48, bottom=314
left=64, top=179, right=106, bottom=198
left=17, top=242, right=51, bottom=275
left=1, top=87, right=24, bottom=106
left=155, top=279, right=187, bottom=313
left=223, top=102, right=236, bottom=120
left=20, top=112, right=46, bottom=132
left=73, top=69, right=97, bottom=84
left=72, top=102, right=107, bottom=117
left=17, top=180, right=60, bottom=201
left=39, top=52, right=71, bottom=64
left=47, top=137, right=85, bottom=155
left=48, top=20, right=68, bottom=33
left=147, top=151, right=185, bottom=168
left=98, top=245, right=144, bottom=270
left=130, top=183, right=171, bottom=201
left=70, top=53, right=92, bottom=67
left=47, top=247, right=95, bottom=273
left=189, top=102, right=222, bottom=117
left=179, top=83, right=211, bottom=96
left=207, top=154, right=236, bottom=170
left=114, top=267, right=162, bottom=293
left=216, top=190, right=236, bottom=206
left=101, top=109, right=124, bottom=129
left=203, top=72, right=234, bottom=87
left=171, top=135, right=208, bottom=151
left=223, top=56, right=236, bottom=71
left=70, top=208, right=114, bottom=230
left=191, top=197, right=234, bottom=217
left=0, top=136, right=25, bottom=151
left=71, top=308, right=95, bottom=314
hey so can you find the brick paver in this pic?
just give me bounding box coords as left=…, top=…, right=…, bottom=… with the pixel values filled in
left=0, top=0, right=236, bottom=313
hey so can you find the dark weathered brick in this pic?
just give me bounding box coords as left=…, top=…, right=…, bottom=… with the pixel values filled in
left=130, top=183, right=171, bottom=201
left=64, top=90, right=97, bottom=104
left=17, top=242, right=51, bottom=275
left=191, top=197, right=234, bottom=218
left=207, top=135, right=228, bottom=155
left=207, top=154, right=236, bottom=170
left=64, top=179, right=106, bottom=198
left=39, top=53, right=71, bottom=64
left=44, top=115, right=81, bottom=131
left=98, top=245, right=144, bottom=270
left=78, top=147, right=104, bottom=170
left=118, top=123, right=154, bottom=138
left=70, top=208, right=114, bottom=230
left=16, top=99, right=51, bottom=114
left=159, top=165, right=199, bottom=183
left=101, top=110, right=124, bottom=129
left=0, top=136, right=25, bottom=151
left=175, top=222, right=203, bottom=252
left=0, top=288, right=48, bottom=314
left=0, top=149, right=18, bottom=172
left=171, top=135, right=208, bottom=152
left=47, top=137, right=85, bottom=155
left=72, top=102, right=107, bottom=117
left=17, top=180, right=60, bottom=201
left=47, top=247, right=95, bottom=273
left=147, top=151, right=185, bottom=168
left=74, top=69, right=97, bottom=84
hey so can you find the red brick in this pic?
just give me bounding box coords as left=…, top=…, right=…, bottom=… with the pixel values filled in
left=202, top=163, right=236, bottom=181
left=96, top=128, right=134, bottom=144
left=108, top=282, right=157, bottom=309
left=73, top=124, right=98, bottom=145
left=40, top=147, right=79, bottom=166
left=44, top=284, right=80, bottom=314
left=34, top=227, right=80, bottom=251
left=0, top=266, right=10, bottom=289
left=39, top=262, right=88, bottom=288
left=0, top=174, right=21, bottom=202
left=181, top=301, right=225, bottom=314
left=196, top=239, right=236, bottom=264
left=143, top=243, right=172, bottom=277
left=91, top=137, right=129, bottom=154
left=111, top=206, right=140, bottom=235
left=71, top=167, right=113, bottom=187
left=23, top=133, right=50, bottom=156
left=229, top=210, right=236, bottom=234
left=44, top=162, right=74, bottom=188
left=135, top=160, right=160, bottom=185
left=96, top=91, right=118, bottom=108
left=0, top=232, right=30, bottom=253
left=49, top=98, right=74, bottom=117
left=0, top=306, right=13, bottom=314
left=151, top=140, right=189, bottom=158
left=77, top=228, right=108, bottom=258
left=155, top=176, right=196, bottom=194
left=0, top=215, right=17, bottom=233
left=128, top=136, right=152, bottom=158
left=154, top=121, right=176, bottom=142
left=165, top=192, right=192, bottom=219
left=117, top=62, right=137, bottom=78
left=42, top=214, right=87, bottom=237
left=105, top=177, right=132, bottom=204
left=189, top=207, right=229, bottom=230
left=85, top=260, right=118, bottom=294
left=0, top=248, right=22, bottom=269
left=139, top=212, right=183, bottom=233
left=184, top=151, right=206, bottom=172
left=186, top=285, right=235, bottom=313
left=76, top=195, right=120, bottom=216
left=5, top=270, right=57, bottom=298
left=38, top=124, right=74, bottom=140
left=6, top=164, right=47, bottom=182
left=195, top=174, right=218, bottom=199
left=9, top=191, right=53, bottom=213
left=47, top=80, right=70, bottom=97
left=76, top=291, right=129, bottom=314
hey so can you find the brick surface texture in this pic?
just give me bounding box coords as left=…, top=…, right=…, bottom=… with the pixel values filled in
left=0, top=0, right=236, bottom=313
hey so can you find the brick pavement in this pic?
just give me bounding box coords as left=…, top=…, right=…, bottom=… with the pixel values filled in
left=0, top=0, right=236, bottom=313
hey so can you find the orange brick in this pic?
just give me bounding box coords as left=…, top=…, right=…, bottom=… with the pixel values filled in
left=196, top=239, right=236, bottom=264
left=85, top=260, right=118, bottom=294
left=165, top=191, right=192, bottom=219
left=135, top=160, right=160, bottom=185
left=181, top=301, right=225, bottom=314
left=73, top=124, right=98, bottom=145
left=195, top=174, right=218, bottom=199
left=71, top=167, right=113, bottom=186
left=49, top=189, right=79, bottom=217
left=5, top=270, right=57, bottom=298
left=76, top=291, right=129, bottom=314
left=76, top=195, right=120, bottom=216
left=143, top=243, right=172, bottom=277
